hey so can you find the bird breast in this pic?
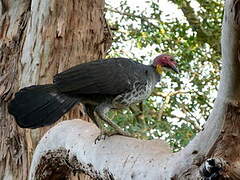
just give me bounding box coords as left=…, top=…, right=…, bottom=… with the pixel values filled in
left=113, top=80, right=155, bottom=108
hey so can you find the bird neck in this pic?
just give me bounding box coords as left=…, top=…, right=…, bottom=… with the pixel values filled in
left=149, top=65, right=161, bottom=82
left=156, top=64, right=163, bottom=75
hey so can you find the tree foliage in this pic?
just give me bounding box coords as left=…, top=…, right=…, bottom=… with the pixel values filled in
left=105, top=0, right=223, bottom=151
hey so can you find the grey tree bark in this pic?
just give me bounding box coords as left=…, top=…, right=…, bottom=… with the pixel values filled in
left=28, top=0, right=240, bottom=179
left=0, top=0, right=109, bottom=179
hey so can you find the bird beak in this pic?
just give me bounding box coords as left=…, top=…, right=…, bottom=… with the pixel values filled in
left=171, top=65, right=179, bottom=73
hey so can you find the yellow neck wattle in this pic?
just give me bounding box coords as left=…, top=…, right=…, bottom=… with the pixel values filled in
left=156, top=65, right=163, bottom=74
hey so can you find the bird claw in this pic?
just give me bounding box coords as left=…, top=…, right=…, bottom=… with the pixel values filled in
left=94, top=130, right=135, bottom=144
left=94, top=130, right=117, bottom=144
left=94, top=134, right=106, bottom=144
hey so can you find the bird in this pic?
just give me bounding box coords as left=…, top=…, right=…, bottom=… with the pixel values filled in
left=8, top=54, right=179, bottom=141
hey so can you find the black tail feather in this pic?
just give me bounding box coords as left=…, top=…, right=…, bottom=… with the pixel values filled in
left=8, top=84, right=79, bottom=128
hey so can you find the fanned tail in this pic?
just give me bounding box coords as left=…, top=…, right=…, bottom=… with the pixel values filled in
left=8, top=84, right=79, bottom=128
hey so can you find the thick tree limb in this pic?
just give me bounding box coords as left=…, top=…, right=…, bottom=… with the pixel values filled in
left=29, top=0, right=240, bottom=179
left=29, top=120, right=172, bottom=179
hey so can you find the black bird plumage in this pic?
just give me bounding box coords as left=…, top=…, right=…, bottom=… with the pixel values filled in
left=8, top=55, right=178, bottom=139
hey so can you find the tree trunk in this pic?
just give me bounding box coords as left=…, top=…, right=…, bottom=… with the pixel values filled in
left=27, top=0, right=240, bottom=179
left=0, top=0, right=108, bottom=179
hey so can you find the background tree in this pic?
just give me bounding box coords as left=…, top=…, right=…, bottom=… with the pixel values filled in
left=0, top=0, right=110, bottom=179
left=29, top=1, right=240, bottom=179
left=105, top=0, right=223, bottom=151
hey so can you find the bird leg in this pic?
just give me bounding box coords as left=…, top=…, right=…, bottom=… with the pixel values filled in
left=94, top=126, right=121, bottom=143
left=85, top=110, right=109, bottom=143
left=84, top=104, right=102, bottom=128
left=84, top=104, right=123, bottom=143
left=94, top=104, right=133, bottom=142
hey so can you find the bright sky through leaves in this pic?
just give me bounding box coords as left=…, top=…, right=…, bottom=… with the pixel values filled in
left=105, top=0, right=223, bottom=151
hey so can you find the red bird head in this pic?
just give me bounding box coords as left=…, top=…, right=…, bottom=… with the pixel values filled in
left=152, top=54, right=179, bottom=74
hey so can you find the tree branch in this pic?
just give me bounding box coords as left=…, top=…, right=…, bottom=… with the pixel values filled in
left=157, top=94, right=171, bottom=121
left=169, top=0, right=220, bottom=51
left=169, top=0, right=207, bottom=37
left=152, top=89, right=192, bottom=97
left=29, top=120, right=172, bottom=179
left=178, top=103, right=201, bottom=125
left=105, top=5, right=160, bottom=29
left=29, top=1, right=240, bottom=179
left=170, top=114, right=201, bottom=132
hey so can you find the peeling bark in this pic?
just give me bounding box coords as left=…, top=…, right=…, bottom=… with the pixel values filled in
left=206, top=102, right=240, bottom=179
left=28, top=0, right=240, bottom=179
left=0, top=0, right=108, bottom=179
left=35, top=148, right=114, bottom=180
left=0, top=1, right=32, bottom=179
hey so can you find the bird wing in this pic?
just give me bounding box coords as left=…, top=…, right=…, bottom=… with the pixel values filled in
left=53, top=58, right=147, bottom=95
